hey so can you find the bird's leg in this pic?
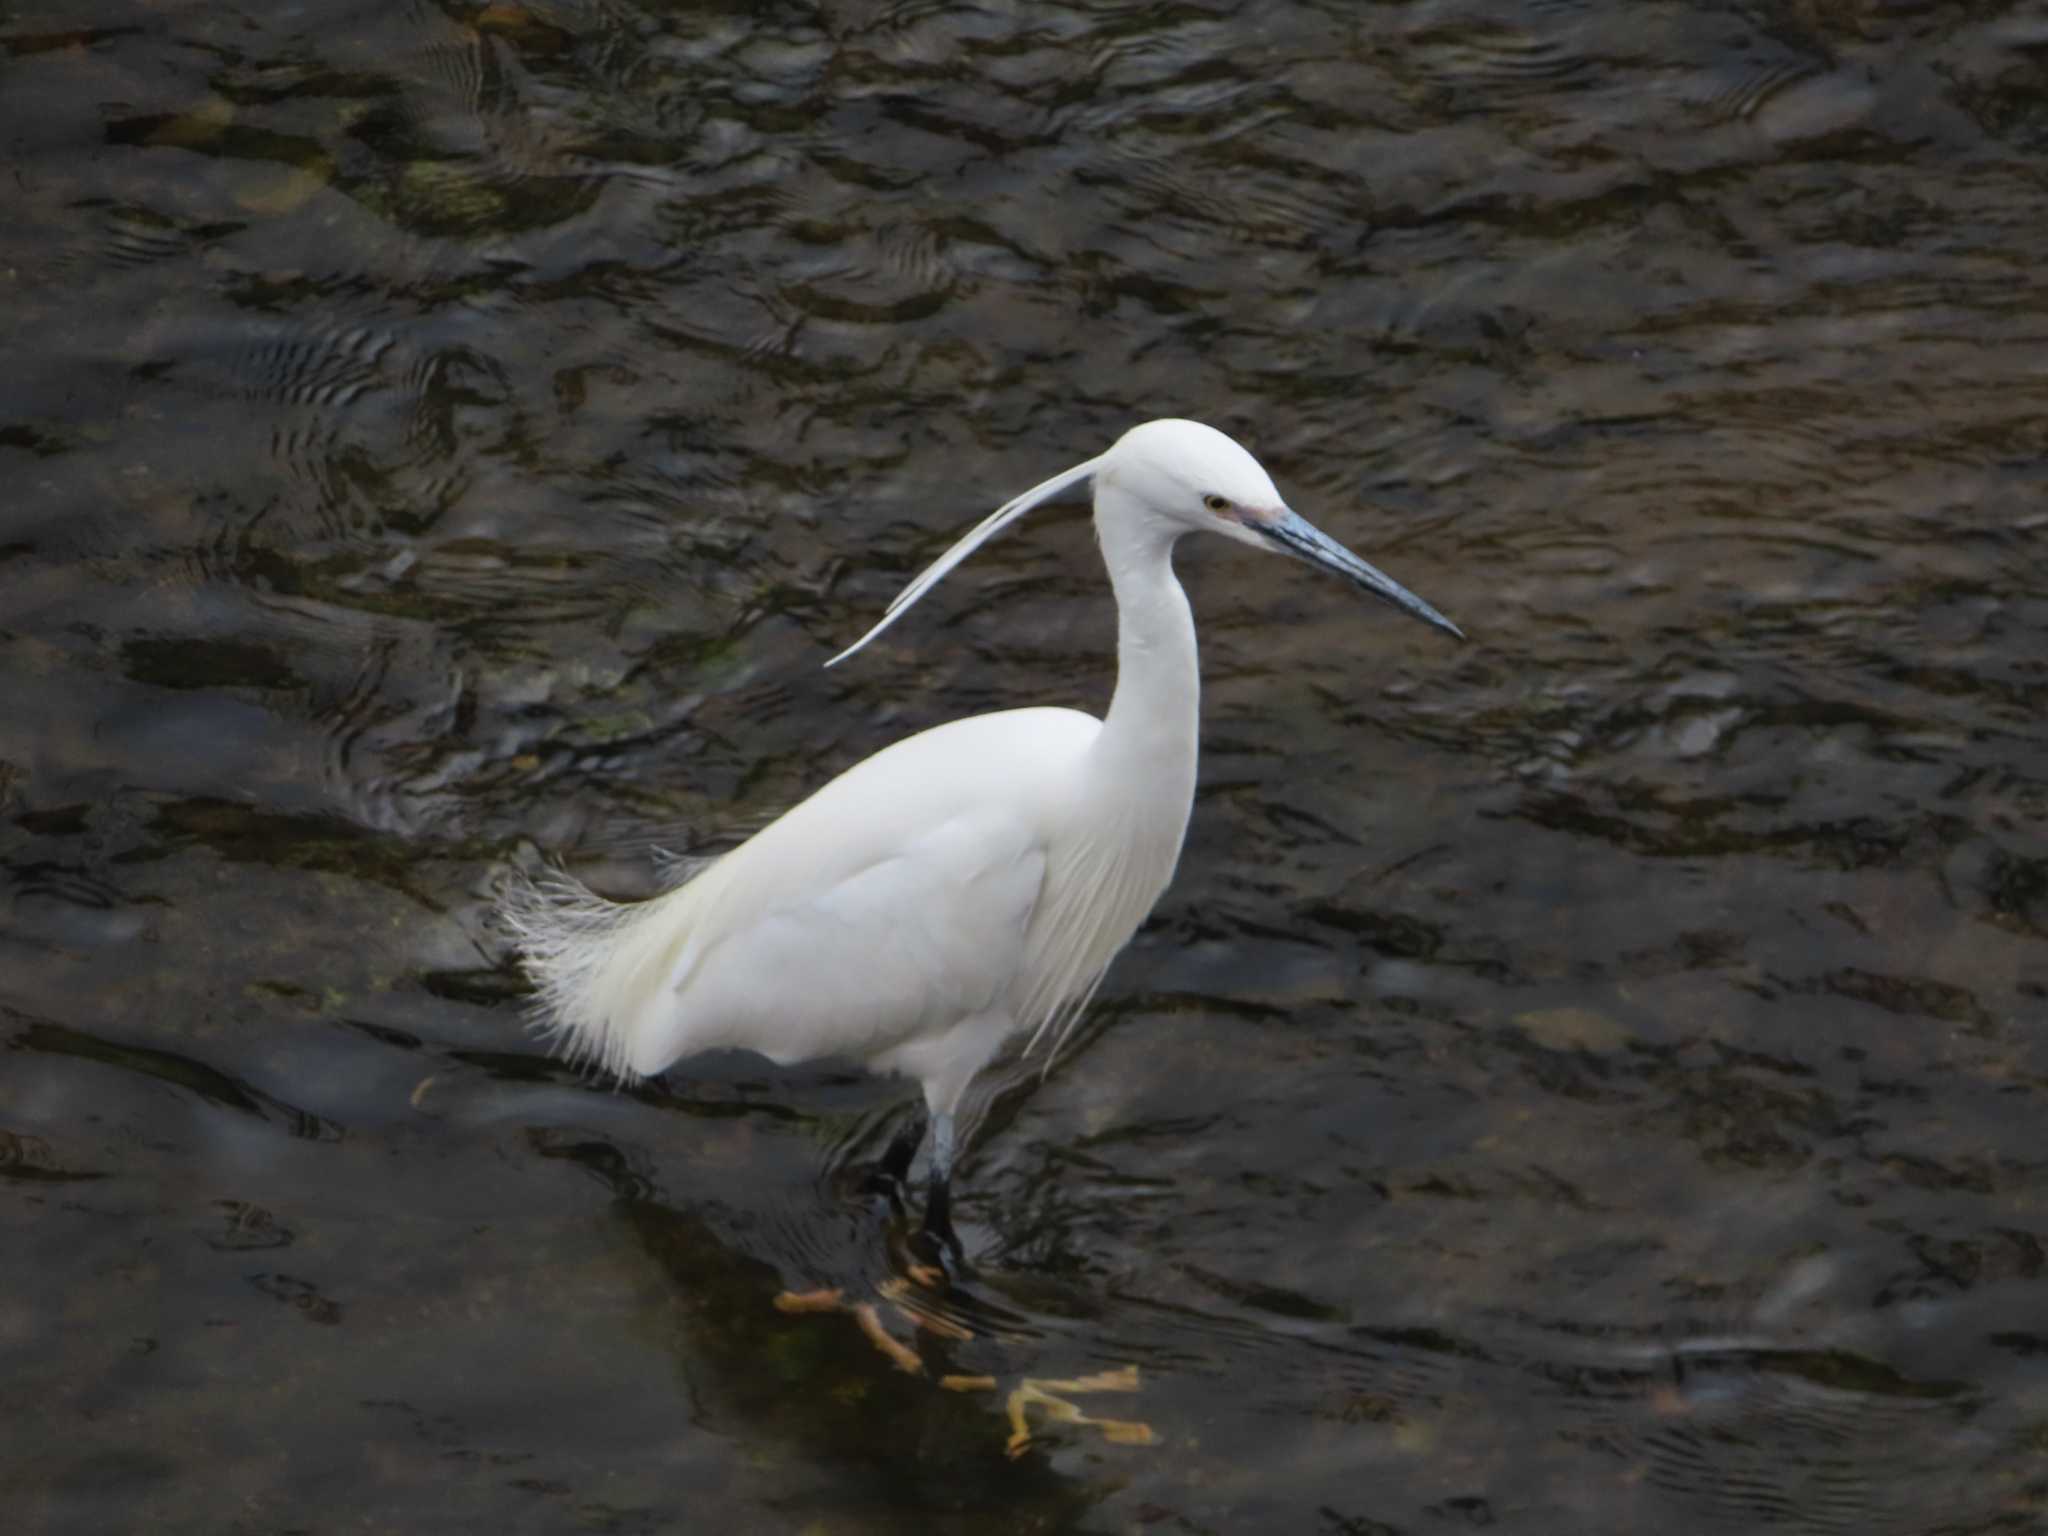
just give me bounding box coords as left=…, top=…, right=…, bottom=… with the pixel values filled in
left=863, top=1110, right=926, bottom=1207
left=919, top=1110, right=965, bottom=1264
left=878, top=1111, right=927, bottom=1187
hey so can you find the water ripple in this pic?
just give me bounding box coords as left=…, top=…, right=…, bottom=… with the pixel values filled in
left=4, top=0, right=2045, bottom=1526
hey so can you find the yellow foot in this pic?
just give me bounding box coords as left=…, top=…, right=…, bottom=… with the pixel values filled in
left=772, top=1287, right=845, bottom=1314
left=772, top=1290, right=1154, bottom=1456
left=771, top=1281, right=975, bottom=1376
left=878, top=1275, right=971, bottom=1341
left=1005, top=1365, right=1156, bottom=1458
left=851, top=1300, right=925, bottom=1374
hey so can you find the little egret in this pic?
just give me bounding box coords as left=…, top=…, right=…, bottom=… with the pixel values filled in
left=501, top=418, right=1459, bottom=1246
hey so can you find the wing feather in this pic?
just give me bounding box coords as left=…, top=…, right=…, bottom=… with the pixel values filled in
left=1014, top=809, right=1184, bottom=1064
left=669, top=812, right=1046, bottom=1069
left=501, top=807, right=1051, bottom=1082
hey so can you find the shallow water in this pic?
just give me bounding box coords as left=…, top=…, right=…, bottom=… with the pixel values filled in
left=4, top=0, right=2046, bottom=1529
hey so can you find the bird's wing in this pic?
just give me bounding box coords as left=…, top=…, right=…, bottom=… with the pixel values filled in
left=637, top=807, right=1047, bottom=1072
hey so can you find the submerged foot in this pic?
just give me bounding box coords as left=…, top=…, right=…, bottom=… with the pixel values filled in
left=771, top=1255, right=974, bottom=1377
left=1004, top=1366, right=1155, bottom=1458
left=771, top=1273, right=1154, bottom=1453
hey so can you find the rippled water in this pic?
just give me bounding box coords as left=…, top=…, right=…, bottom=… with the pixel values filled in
left=5, top=1, right=2045, bottom=1529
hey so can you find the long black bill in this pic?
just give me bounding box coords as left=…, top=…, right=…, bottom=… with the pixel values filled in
left=1259, top=507, right=1464, bottom=640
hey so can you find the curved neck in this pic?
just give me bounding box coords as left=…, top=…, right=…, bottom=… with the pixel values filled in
left=1094, top=488, right=1199, bottom=788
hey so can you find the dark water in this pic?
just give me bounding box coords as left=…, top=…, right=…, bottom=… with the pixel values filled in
left=5, top=0, right=2046, bottom=1529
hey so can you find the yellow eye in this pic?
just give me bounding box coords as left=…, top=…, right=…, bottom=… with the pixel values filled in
left=1203, top=494, right=1230, bottom=513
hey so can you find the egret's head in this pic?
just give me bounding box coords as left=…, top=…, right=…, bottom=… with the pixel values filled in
left=827, top=415, right=1462, bottom=667
left=1101, top=418, right=1286, bottom=543
left=1101, top=418, right=1464, bottom=640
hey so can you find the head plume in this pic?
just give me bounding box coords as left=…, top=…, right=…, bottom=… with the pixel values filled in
left=826, top=451, right=1104, bottom=667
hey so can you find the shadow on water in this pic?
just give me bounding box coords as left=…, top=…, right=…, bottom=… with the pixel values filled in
left=4, top=0, right=2048, bottom=1528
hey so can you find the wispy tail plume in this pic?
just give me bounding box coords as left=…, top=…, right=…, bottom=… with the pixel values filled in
left=496, top=865, right=650, bottom=1083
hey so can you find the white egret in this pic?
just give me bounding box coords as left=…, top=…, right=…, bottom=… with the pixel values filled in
left=500, top=418, right=1460, bottom=1249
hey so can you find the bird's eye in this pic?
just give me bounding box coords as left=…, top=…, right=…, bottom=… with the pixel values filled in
left=1203, top=494, right=1230, bottom=513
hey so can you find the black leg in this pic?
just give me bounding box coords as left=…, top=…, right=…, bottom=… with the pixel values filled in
left=912, top=1171, right=965, bottom=1271
left=917, top=1110, right=965, bottom=1264
left=878, top=1112, right=926, bottom=1186
left=923, top=1170, right=954, bottom=1242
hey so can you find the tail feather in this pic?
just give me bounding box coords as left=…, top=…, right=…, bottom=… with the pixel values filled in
left=496, top=862, right=705, bottom=1083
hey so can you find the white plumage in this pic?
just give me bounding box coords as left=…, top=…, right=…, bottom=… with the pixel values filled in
left=500, top=418, right=1460, bottom=1243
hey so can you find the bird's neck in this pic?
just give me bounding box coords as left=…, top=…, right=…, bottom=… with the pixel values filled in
left=1094, top=489, right=1200, bottom=795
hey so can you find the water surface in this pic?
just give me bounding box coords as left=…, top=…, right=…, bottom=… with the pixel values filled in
left=4, top=1, right=2045, bottom=1530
